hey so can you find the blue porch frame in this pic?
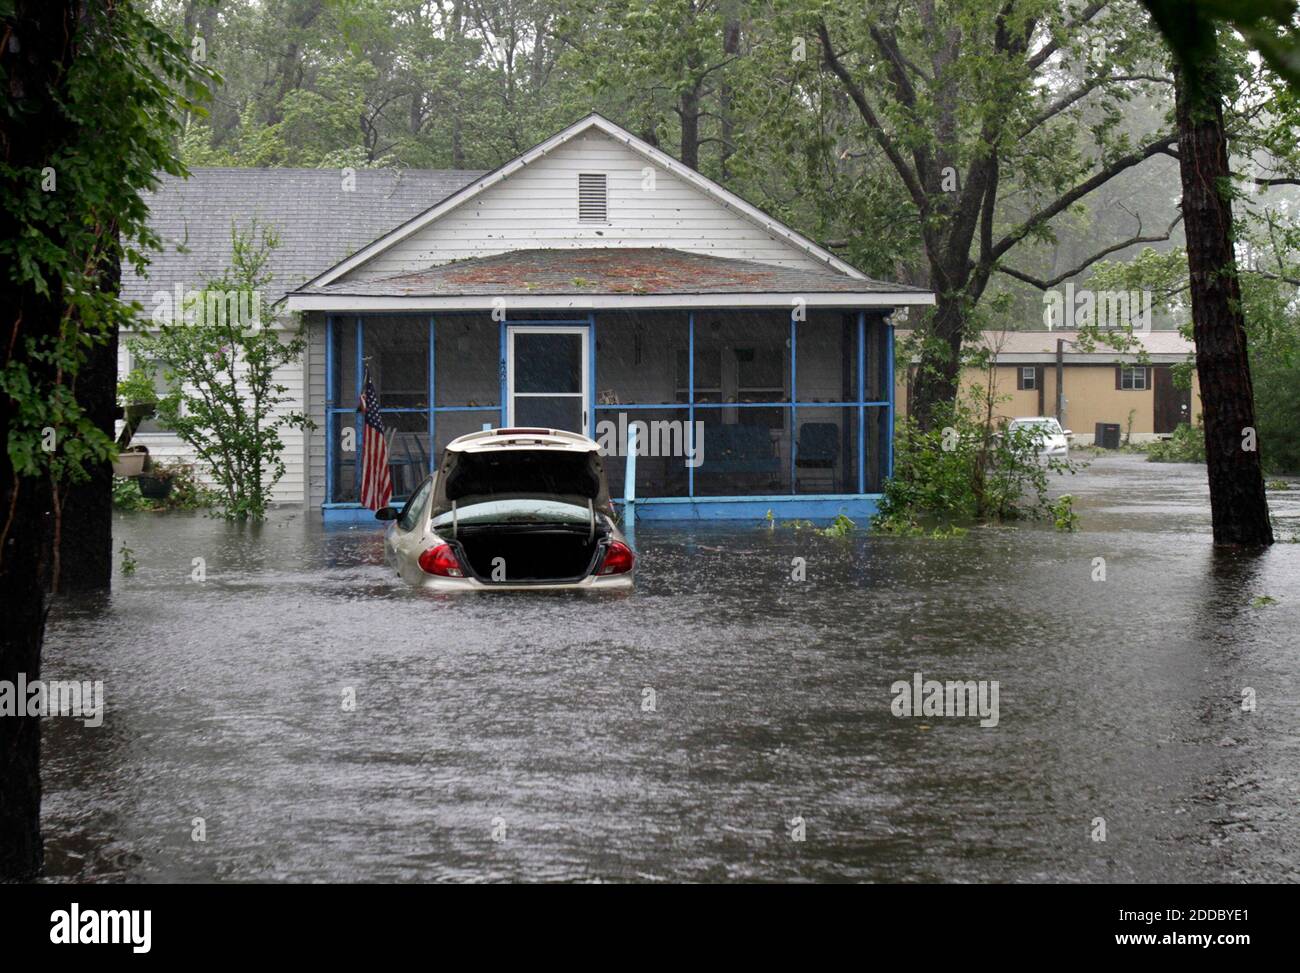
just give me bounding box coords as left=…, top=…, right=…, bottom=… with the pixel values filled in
left=322, top=309, right=895, bottom=522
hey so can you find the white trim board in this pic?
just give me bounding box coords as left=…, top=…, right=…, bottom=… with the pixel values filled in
left=284, top=291, right=936, bottom=313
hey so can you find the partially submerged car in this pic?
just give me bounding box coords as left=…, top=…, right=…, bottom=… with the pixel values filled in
left=1006, top=416, right=1072, bottom=461
left=376, top=427, right=634, bottom=590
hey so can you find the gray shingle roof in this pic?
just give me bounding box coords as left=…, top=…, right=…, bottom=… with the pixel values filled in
left=296, top=247, right=926, bottom=298
left=120, top=167, right=483, bottom=306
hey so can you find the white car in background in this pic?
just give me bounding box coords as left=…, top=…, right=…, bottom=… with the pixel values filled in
left=1006, top=417, right=1072, bottom=462
left=376, top=427, right=634, bottom=591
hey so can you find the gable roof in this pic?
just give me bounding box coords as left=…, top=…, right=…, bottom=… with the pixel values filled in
left=300, top=113, right=869, bottom=291
left=120, top=167, right=483, bottom=307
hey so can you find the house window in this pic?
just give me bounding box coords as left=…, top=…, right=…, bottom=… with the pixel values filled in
left=1017, top=366, right=1037, bottom=391
left=1118, top=366, right=1148, bottom=390
left=578, top=173, right=607, bottom=222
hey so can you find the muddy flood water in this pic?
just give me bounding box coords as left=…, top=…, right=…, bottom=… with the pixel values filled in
left=38, top=454, right=1300, bottom=882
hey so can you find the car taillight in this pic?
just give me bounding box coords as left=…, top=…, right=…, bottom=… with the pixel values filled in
left=598, top=540, right=634, bottom=575
left=418, top=543, right=464, bottom=577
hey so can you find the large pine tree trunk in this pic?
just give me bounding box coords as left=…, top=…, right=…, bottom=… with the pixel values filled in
left=0, top=0, right=81, bottom=880
left=56, top=232, right=119, bottom=593
left=719, top=13, right=740, bottom=180
left=1174, top=45, right=1273, bottom=546
left=679, top=83, right=701, bottom=171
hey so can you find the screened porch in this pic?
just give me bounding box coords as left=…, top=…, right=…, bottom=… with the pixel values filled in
left=323, top=308, right=895, bottom=517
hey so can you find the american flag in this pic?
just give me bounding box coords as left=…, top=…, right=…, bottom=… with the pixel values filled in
left=357, top=367, right=392, bottom=510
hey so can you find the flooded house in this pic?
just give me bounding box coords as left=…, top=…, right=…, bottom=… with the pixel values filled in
left=121, top=114, right=933, bottom=521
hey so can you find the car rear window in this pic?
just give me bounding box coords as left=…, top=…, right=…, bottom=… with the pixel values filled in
left=1011, top=419, right=1062, bottom=434
left=442, top=449, right=601, bottom=500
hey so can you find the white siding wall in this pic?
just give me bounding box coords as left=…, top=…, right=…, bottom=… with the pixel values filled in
left=305, top=315, right=327, bottom=507
left=351, top=131, right=830, bottom=279
left=117, top=322, right=309, bottom=504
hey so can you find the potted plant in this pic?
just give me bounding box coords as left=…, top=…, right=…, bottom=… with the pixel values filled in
left=112, top=445, right=149, bottom=478
left=136, top=459, right=176, bottom=500
left=114, top=368, right=158, bottom=477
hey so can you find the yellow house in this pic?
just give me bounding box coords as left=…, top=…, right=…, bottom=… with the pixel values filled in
left=896, top=330, right=1202, bottom=443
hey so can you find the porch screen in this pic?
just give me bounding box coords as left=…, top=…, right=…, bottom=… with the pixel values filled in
left=593, top=308, right=893, bottom=500
left=328, top=314, right=499, bottom=504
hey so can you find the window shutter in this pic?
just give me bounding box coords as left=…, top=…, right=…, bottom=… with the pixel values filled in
left=1115, top=366, right=1123, bottom=390
left=578, top=173, right=607, bottom=222
left=1016, top=368, right=1026, bottom=390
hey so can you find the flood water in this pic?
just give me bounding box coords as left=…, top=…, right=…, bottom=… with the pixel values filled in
left=39, top=454, right=1300, bottom=882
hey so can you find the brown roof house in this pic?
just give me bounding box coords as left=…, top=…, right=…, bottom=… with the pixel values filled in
left=123, top=114, right=933, bottom=520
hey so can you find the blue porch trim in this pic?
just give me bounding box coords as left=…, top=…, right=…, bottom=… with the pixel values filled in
left=325, top=314, right=335, bottom=504
left=687, top=311, right=695, bottom=497
left=323, top=493, right=882, bottom=524
left=620, top=494, right=880, bottom=522
left=322, top=309, right=897, bottom=514
left=857, top=311, right=866, bottom=494
left=587, top=312, right=597, bottom=438
left=886, top=319, right=896, bottom=478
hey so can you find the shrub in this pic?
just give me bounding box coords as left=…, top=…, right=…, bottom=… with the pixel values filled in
left=1253, top=353, right=1300, bottom=474
left=873, top=402, right=1078, bottom=532
left=112, top=476, right=150, bottom=511
left=1145, top=422, right=1206, bottom=463
left=112, top=461, right=217, bottom=512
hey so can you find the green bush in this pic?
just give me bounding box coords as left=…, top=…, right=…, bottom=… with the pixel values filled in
left=112, top=476, right=150, bottom=511
left=873, top=403, right=1078, bottom=532
left=112, top=460, right=217, bottom=512
left=1145, top=422, right=1206, bottom=463
left=1253, top=354, right=1300, bottom=475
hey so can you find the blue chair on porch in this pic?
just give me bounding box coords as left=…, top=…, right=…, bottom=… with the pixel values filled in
left=795, top=422, right=840, bottom=493
left=389, top=433, right=430, bottom=499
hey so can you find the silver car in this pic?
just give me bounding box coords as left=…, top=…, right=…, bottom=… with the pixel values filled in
left=1006, top=417, right=1072, bottom=462
left=376, top=427, right=634, bottom=590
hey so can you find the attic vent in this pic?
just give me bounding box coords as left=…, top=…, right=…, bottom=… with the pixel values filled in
left=578, top=173, right=607, bottom=222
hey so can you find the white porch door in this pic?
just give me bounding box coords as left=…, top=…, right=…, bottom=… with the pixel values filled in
left=506, top=326, right=589, bottom=436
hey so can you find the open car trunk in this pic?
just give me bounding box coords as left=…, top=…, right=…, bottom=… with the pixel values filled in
left=427, top=431, right=622, bottom=584
left=430, top=434, right=615, bottom=521
left=451, top=522, right=608, bottom=583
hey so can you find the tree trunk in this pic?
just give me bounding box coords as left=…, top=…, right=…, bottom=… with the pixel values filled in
left=719, top=14, right=740, bottom=180
left=1174, top=43, right=1273, bottom=546
left=0, top=477, right=52, bottom=881
left=679, top=83, right=700, bottom=171
left=908, top=292, right=966, bottom=431
left=0, top=0, right=82, bottom=880
left=56, top=234, right=119, bottom=592
left=450, top=0, right=465, bottom=168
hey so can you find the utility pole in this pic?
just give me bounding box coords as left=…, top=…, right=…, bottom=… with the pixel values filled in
left=1055, top=339, right=1065, bottom=424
